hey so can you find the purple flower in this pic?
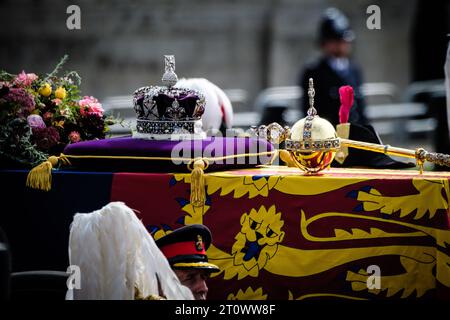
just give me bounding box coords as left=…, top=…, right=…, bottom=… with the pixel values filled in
left=27, top=114, right=46, bottom=129
left=4, top=87, right=35, bottom=116
left=31, top=126, right=60, bottom=151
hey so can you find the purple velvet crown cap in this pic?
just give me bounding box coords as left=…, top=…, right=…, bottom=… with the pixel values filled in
left=133, top=56, right=205, bottom=122
left=133, top=86, right=205, bottom=121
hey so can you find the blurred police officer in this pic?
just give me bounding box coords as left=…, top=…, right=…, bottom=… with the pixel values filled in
left=299, top=7, right=368, bottom=127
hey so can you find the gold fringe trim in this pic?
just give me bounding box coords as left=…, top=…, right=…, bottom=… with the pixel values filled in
left=24, top=150, right=276, bottom=194
left=60, top=151, right=276, bottom=163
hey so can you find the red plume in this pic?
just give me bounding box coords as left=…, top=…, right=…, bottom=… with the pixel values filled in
left=338, top=85, right=354, bottom=124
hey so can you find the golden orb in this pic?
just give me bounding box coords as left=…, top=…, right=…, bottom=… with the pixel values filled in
left=254, top=78, right=340, bottom=174
left=284, top=78, right=340, bottom=174
left=286, top=115, right=339, bottom=174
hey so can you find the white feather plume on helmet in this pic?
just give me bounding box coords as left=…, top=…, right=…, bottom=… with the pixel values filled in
left=66, top=201, right=194, bottom=300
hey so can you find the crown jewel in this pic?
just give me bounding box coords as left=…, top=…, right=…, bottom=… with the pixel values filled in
left=133, top=55, right=206, bottom=139
left=252, top=78, right=339, bottom=174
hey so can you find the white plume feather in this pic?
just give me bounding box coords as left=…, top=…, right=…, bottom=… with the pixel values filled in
left=67, top=202, right=194, bottom=300
left=176, top=78, right=234, bottom=131
left=210, top=80, right=233, bottom=129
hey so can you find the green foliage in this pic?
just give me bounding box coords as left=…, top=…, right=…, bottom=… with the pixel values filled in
left=0, top=118, right=48, bottom=167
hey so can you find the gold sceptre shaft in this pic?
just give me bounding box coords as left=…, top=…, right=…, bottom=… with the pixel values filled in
left=340, top=139, right=416, bottom=158
left=339, top=138, right=450, bottom=174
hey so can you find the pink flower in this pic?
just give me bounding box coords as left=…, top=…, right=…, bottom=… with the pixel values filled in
left=69, top=131, right=81, bottom=143
left=27, top=114, right=46, bottom=129
left=79, top=96, right=104, bottom=117
left=43, top=111, right=53, bottom=122
left=52, top=98, right=62, bottom=106
left=14, top=71, right=38, bottom=87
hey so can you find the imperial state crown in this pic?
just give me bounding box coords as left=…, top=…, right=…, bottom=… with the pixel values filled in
left=132, top=55, right=206, bottom=140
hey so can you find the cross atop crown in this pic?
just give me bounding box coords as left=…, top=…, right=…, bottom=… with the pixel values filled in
left=162, top=55, right=178, bottom=87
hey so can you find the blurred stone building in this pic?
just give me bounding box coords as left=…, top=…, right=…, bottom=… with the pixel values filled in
left=0, top=0, right=447, bottom=111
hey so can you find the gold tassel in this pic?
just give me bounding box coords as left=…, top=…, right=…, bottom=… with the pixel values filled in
left=190, top=159, right=206, bottom=207
left=26, top=156, right=59, bottom=191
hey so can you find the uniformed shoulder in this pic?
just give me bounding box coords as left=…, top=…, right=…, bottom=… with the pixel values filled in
left=302, top=57, right=324, bottom=73
left=299, top=57, right=326, bottom=86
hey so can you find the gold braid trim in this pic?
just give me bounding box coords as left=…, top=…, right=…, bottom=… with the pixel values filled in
left=61, top=151, right=276, bottom=163
left=173, top=262, right=220, bottom=269
left=25, top=150, right=276, bottom=192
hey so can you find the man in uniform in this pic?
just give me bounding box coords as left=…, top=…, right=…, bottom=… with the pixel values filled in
left=155, top=224, right=220, bottom=300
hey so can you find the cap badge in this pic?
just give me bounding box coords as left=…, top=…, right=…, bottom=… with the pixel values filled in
left=195, top=235, right=203, bottom=251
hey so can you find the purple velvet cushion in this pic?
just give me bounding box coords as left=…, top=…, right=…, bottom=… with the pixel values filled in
left=63, top=136, right=274, bottom=172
